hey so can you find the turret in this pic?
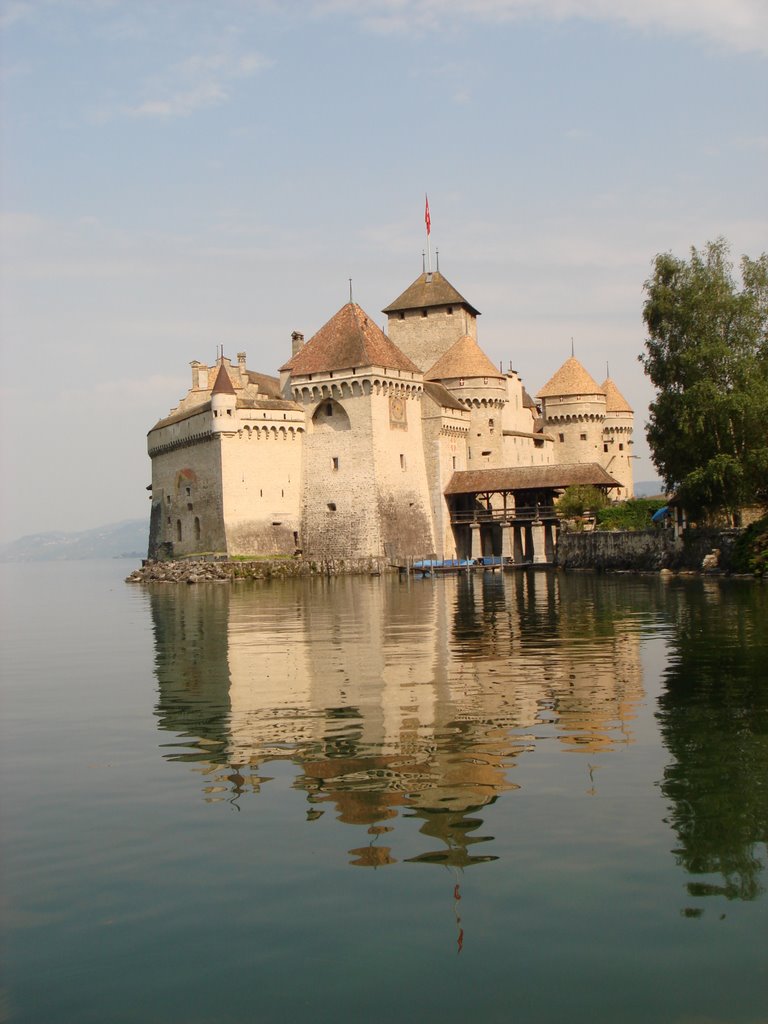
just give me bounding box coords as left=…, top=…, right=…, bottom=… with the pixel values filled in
left=211, top=360, right=237, bottom=431
left=536, top=356, right=606, bottom=465
left=600, top=378, right=634, bottom=498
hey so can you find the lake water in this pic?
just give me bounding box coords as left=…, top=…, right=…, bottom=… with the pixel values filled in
left=1, top=561, right=766, bottom=1023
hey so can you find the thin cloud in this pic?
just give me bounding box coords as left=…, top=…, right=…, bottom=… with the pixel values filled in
left=0, top=1, right=34, bottom=31
left=317, top=0, right=768, bottom=56
left=126, top=49, right=273, bottom=119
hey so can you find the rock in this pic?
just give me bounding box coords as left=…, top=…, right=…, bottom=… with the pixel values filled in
left=702, top=548, right=721, bottom=572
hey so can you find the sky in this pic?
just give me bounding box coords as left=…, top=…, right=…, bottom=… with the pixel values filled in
left=1, top=0, right=766, bottom=542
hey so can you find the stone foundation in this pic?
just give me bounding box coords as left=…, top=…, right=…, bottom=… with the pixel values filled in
left=556, top=528, right=744, bottom=573
left=126, top=556, right=391, bottom=584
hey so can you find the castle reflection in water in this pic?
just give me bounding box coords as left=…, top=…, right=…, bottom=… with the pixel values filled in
left=150, top=570, right=646, bottom=867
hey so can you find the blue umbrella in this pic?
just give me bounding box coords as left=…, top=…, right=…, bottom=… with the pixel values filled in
left=651, top=505, right=670, bottom=523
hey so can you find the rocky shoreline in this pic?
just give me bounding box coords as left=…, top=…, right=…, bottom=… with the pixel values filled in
left=125, top=556, right=390, bottom=584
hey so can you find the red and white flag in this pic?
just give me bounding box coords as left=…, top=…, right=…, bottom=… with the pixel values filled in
left=425, top=194, right=431, bottom=236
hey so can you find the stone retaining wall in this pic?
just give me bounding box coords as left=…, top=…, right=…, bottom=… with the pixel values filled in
left=556, top=528, right=742, bottom=572
left=126, top=556, right=391, bottom=584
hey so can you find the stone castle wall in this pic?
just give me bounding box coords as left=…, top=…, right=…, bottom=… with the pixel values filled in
left=219, top=427, right=303, bottom=556
left=387, top=305, right=477, bottom=372
left=148, top=433, right=226, bottom=557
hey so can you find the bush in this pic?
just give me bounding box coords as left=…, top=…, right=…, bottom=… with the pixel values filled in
left=731, top=515, right=768, bottom=576
left=595, top=498, right=667, bottom=531
left=557, top=486, right=610, bottom=518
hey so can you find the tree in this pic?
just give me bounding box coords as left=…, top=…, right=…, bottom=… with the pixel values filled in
left=557, top=485, right=609, bottom=519
left=641, top=239, right=768, bottom=521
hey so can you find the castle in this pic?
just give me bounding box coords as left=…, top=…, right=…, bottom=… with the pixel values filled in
left=147, top=266, right=634, bottom=562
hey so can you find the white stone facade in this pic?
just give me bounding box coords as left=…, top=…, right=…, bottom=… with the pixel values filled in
left=147, top=269, right=634, bottom=560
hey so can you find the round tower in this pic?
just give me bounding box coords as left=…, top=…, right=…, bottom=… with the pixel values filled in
left=536, top=356, right=606, bottom=467
left=601, top=378, right=634, bottom=498
left=425, top=334, right=506, bottom=469
left=210, top=360, right=237, bottom=431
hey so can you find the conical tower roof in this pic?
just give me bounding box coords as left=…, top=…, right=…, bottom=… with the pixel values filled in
left=425, top=334, right=502, bottom=381
left=601, top=378, right=633, bottom=413
left=211, top=361, right=236, bottom=395
left=382, top=271, right=480, bottom=317
left=281, top=303, right=419, bottom=375
left=536, top=356, right=604, bottom=399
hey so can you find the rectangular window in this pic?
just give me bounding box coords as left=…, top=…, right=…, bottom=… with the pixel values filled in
left=400, top=454, right=406, bottom=469
left=603, top=443, right=609, bottom=453
left=558, top=433, right=564, bottom=443
left=332, top=457, right=339, bottom=471
left=580, top=433, right=587, bottom=441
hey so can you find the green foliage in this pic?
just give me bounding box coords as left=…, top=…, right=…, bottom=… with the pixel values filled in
left=557, top=485, right=609, bottom=518
left=595, top=497, right=667, bottom=531
left=732, top=516, right=768, bottom=576
left=641, top=238, right=768, bottom=518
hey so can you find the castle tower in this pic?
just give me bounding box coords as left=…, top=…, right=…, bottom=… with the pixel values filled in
left=282, top=303, right=435, bottom=560
left=425, top=334, right=507, bottom=470
left=600, top=378, right=634, bottom=498
left=536, top=356, right=607, bottom=467
left=382, top=270, right=481, bottom=373
left=210, top=360, right=237, bottom=429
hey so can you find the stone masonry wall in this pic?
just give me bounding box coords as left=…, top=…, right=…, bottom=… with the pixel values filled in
left=387, top=305, right=477, bottom=373
left=149, top=433, right=226, bottom=556
left=556, top=528, right=743, bottom=572
left=219, top=427, right=303, bottom=556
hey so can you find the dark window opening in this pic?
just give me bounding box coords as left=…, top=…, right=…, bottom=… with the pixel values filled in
left=580, top=433, right=587, bottom=441
left=332, top=457, right=339, bottom=471
left=194, top=517, right=201, bottom=541
left=176, top=520, right=182, bottom=542
left=327, top=502, right=337, bottom=511
left=421, top=309, right=428, bottom=318
left=558, top=433, right=565, bottom=442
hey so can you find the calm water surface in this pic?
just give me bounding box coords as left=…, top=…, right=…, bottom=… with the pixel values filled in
left=1, top=561, right=766, bottom=1023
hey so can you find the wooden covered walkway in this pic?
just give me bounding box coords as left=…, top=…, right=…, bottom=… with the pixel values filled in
left=444, top=464, right=620, bottom=564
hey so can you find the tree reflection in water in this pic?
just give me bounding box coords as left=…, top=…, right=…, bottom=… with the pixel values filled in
left=656, top=578, right=768, bottom=902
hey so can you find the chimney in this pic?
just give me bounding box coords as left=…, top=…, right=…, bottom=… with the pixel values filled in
left=291, top=331, right=304, bottom=358
left=237, top=352, right=247, bottom=372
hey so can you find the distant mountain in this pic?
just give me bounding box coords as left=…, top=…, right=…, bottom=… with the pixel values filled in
left=634, top=480, right=665, bottom=498
left=0, top=519, right=147, bottom=562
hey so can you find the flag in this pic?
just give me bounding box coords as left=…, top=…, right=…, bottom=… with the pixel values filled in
left=425, top=194, right=431, bottom=236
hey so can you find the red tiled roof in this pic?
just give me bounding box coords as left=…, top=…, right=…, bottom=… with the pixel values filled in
left=422, top=381, right=469, bottom=412
left=382, top=271, right=480, bottom=316
left=536, top=357, right=604, bottom=399
left=601, top=378, right=633, bottom=413
left=211, top=362, right=236, bottom=395
left=282, top=303, right=419, bottom=375
left=425, top=335, right=502, bottom=381
left=444, top=464, right=620, bottom=495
